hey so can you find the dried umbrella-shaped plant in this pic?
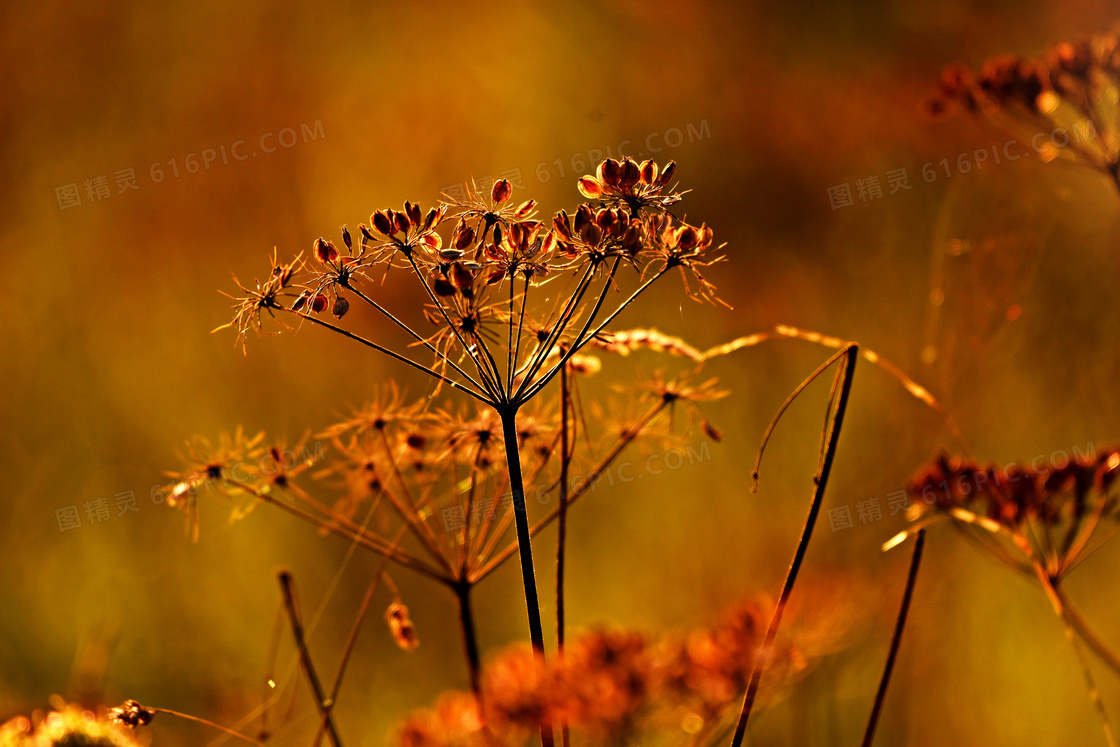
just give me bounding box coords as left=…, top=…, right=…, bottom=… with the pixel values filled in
left=927, top=26, right=1120, bottom=193
left=161, top=159, right=727, bottom=747
left=888, top=449, right=1120, bottom=745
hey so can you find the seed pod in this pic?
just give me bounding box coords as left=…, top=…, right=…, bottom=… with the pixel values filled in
left=405, top=432, right=427, bottom=450
left=404, top=201, right=422, bottom=227
left=372, top=210, right=394, bottom=236
left=514, top=199, right=536, bottom=219
left=393, top=210, right=411, bottom=233
left=620, top=158, right=641, bottom=189
left=553, top=210, right=573, bottom=239
left=292, top=291, right=310, bottom=311
left=332, top=295, right=350, bottom=318
left=574, top=204, right=594, bottom=232
left=640, top=159, right=658, bottom=185
left=454, top=223, right=475, bottom=250
left=386, top=602, right=419, bottom=651
left=595, top=207, right=616, bottom=229
left=359, top=224, right=376, bottom=243
left=580, top=222, right=603, bottom=246
left=422, top=207, right=440, bottom=231
left=577, top=176, right=602, bottom=198
left=439, top=248, right=464, bottom=261
left=310, top=294, right=329, bottom=313
left=658, top=160, right=677, bottom=187
left=622, top=221, right=643, bottom=255
left=340, top=226, right=352, bottom=250
left=597, top=158, right=622, bottom=186
left=491, top=179, right=513, bottom=204
left=315, top=237, right=338, bottom=264
left=676, top=225, right=699, bottom=250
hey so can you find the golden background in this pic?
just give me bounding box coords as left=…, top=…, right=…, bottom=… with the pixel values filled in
left=2, top=0, right=1120, bottom=744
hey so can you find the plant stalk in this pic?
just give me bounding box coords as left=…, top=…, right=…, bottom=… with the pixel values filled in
left=729, top=345, right=858, bottom=747
left=499, top=407, right=555, bottom=747
left=861, top=529, right=926, bottom=747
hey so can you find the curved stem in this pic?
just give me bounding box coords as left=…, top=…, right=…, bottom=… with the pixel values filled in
left=729, top=345, right=858, bottom=747
left=1052, top=582, right=1120, bottom=678
left=862, top=529, right=926, bottom=747
left=147, top=707, right=268, bottom=747
left=499, top=408, right=555, bottom=747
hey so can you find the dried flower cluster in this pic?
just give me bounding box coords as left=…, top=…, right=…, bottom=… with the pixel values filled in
left=927, top=27, right=1120, bottom=188
left=897, top=448, right=1120, bottom=580
left=397, top=593, right=853, bottom=747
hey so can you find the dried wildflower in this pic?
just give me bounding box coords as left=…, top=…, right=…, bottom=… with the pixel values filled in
left=213, top=250, right=304, bottom=351
left=107, top=701, right=154, bottom=729
left=894, top=448, right=1120, bottom=580
left=927, top=28, right=1120, bottom=190
left=576, top=157, right=684, bottom=216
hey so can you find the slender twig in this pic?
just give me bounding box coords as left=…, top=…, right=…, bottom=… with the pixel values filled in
left=291, top=311, right=493, bottom=404
left=346, top=284, right=484, bottom=392
left=277, top=571, right=343, bottom=747
left=146, top=706, right=269, bottom=747
left=862, top=529, right=926, bottom=747
left=729, top=345, right=859, bottom=747
left=556, top=364, right=573, bottom=747
left=311, top=528, right=406, bottom=747
left=1051, top=582, right=1120, bottom=678
left=499, top=407, right=555, bottom=747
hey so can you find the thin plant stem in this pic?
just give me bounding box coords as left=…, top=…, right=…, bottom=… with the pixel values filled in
left=499, top=406, right=555, bottom=747
left=472, top=399, right=668, bottom=582
left=1051, top=582, right=1120, bottom=678
left=861, top=529, right=926, bottom=747
left=311, top=529, right=406, bottom=747
left=147, top=706, right=269, bottom=747
left=520, top=257, right=625, bottom=401
left=556, top=364, right=573, bottom=747
left=291, top=310, right=493, bottom=404
left=729, top=345, right=859, bottom=747
left=514, top=265, right=596, bottom=395
left=404, top=253, right=505, bottom=400
left=346, top=284, right=484, bottom=392
left=277, top=571, right=343, bottom=747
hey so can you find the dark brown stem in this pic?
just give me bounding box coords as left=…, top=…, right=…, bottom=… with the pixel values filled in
left=277, top=571, right=343, bottom=747
left=557, top=365, right=573, bottom=747
left=862, top=529, right=926, bottom=747
left=729, top=345, right=859, bottom=747
left=499, top=407, right=555, bottom=747
left=455, top=580, right=484, bottom=699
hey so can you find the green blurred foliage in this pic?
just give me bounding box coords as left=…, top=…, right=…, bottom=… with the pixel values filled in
left=1, top=0, right=1119, bottom=744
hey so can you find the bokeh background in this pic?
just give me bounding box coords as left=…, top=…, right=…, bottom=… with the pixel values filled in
left=3, top=0, right=1120, bottom=744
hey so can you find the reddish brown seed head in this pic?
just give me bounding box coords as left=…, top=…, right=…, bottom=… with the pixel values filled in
left=491, top=179, right=513, bottom=204
left=315, top=237, right=338, bottom=264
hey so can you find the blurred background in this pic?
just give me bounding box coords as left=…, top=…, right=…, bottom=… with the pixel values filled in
left=2, top=0, right=1120, bottom=744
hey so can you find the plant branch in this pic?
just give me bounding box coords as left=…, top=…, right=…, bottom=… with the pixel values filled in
left=729, top=344, right=859, bottom=747
left=278, top=571, right=343, bottom=747
left=862, top=529, right=926, bottom=747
